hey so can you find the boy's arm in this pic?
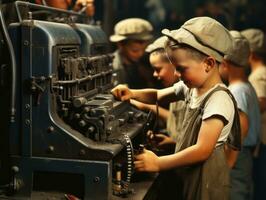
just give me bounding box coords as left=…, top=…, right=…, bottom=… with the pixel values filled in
left=258, top=97, right=266, bottom=113
left=158, top=86, right=179, bottom=105
left=111, top=84, right=177, bottom=104
left=111, top=84, right=157, bottom=103
left=135, top=117, right=224, bottom=172
left=130, top=99, right=170, bottom=122
left=239, top=110, right=249, bottom=141
left=225, top=110, right=248, bottom=168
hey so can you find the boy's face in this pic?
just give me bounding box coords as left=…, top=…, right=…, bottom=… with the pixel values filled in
left=119, top=41, right=149, bottom=63
left=149, top=53, right=179, bottom=87
left=167, top=48, right=209, bottom=88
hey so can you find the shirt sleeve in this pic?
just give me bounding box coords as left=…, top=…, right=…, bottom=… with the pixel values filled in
left=251, top=77, right=266, bottom=98
left=173, top=81, right=188, bottom=99
left=229, top=87, right=248, bottom=114
left=249, top=69, right=266, bottom=98
left=202, top=91, right=235, bottom=125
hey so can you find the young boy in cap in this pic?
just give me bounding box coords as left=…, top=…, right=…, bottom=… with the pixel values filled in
left=110, top=18, right=158, bottom=89
left=130, top=36, right=179, bottom=119
left=241, top=28, right=266, bottom=200
left=130, top=36, right=183, bottom=146
left=112, top=16, right=241, bottom=199
left=220, top=30, right=261, bottom=200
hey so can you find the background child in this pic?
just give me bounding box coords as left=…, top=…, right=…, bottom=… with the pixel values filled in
left=220, top=30, right=261, bottom=199
left=241, top=28, right=266, bottom=200
left=110, top=18, right=159, bottom=89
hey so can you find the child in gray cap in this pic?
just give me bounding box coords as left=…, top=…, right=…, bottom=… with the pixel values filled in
left=112, top=16, right=241, bottom=200
left=241, top=28, right=266, bottom=200
left=220, top=30, right=261, bottom=200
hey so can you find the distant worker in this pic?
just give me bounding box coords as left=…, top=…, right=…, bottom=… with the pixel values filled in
left=220, top=30, right=260, bottom=199
left=110, top=18, right=159, bottom=89
left=241, top=28, right=266, bottom=200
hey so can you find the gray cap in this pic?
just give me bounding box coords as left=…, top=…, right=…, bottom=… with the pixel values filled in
left=241, top=28, right=266, bottom=53
left=224, top=30, right=250, bottom=67
left=110, top=18, right=153, bottom=42
left=145, top=36, right=168, bottom=53
left=162, top=16, right=233, bottom=62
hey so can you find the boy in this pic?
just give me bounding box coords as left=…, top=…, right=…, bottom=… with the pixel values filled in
left=130, top=36, right=183, bottom=145
left=130, top=36, right=179, bottom=120
left=112, top=17, right=241, bottom=199
left=110, top=18, right=158, bottom=89
left=241, top=28, right=266, bottom=200
left=220, top=30, right=261, bottom=199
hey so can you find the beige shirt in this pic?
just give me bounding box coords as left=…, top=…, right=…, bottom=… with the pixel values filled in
left=249, top=66, right=266, bottom=144
left=173, top=82, right=234, bottom=146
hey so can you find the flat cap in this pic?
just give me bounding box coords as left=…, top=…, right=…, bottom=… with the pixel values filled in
left=224, top=30, right=250, bottom=67
left=145, top=36, right=168, bottom=53
left=241, top=28, right=266, bottom=53
left=162, top=16, right=233, bottom=62
left=110, top=18, right=153, bottom=42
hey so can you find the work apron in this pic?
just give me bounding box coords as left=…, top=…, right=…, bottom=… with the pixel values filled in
left=148, top=86, right=241, bottom=200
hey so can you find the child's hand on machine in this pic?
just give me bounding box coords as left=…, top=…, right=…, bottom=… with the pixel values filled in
left=134, top=148, right=160, bottom=172
left=111, top=84, right=133, bottom=101
left=147, top=130, right=176, bottom=148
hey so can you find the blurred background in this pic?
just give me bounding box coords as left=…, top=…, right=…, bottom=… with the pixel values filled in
left=95, top=0, right=266, bottom=39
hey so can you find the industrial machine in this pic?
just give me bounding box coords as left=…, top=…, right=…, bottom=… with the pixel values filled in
left=0, top=2, right=156, bottom=199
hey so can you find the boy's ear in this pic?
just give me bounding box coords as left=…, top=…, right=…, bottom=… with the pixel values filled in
left=203, top=56, right=216, bottom=72
left=221, top=60, right=228, bottom=68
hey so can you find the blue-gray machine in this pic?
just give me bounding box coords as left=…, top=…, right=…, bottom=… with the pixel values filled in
left=0, top=1, right=155, bottom=199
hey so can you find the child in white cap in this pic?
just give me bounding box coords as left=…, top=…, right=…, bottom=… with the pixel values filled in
left=220, top=30, right=261, bottom=200
left=111, top=16, right=241, bottom=200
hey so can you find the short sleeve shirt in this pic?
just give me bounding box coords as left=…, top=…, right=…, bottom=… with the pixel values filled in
left=173, top=81, right=235, bottom=146
left=249, top=66, right=266, bottom=144
left=248, top=66, right=266, bottom=98
left=228, top=82, right=261, bottom=146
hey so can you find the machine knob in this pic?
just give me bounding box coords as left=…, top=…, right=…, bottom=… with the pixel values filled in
left=88, top=126, right=95, bottom=134
left=83, top=107, right=90, bottom=113
left=128, top=111, right=134, bottom=122
left=74, top=113, right=81, bottom=119
left=79, top=120, right=87, bottom=127
left=73, top=97, right=87, bottom=108
left=134, top=112, right=143, bottom=121
left=118, top=118, right=125, bottom=126
left=11, top=166, right=19, bottom=173
left=106, top=127, right=112, bottom=136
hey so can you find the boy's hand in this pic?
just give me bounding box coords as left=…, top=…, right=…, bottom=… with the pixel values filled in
left=134, top=149, right=160, bottom=172
left=74, top=0, right=95, bottom=16
left=75, top=0, right=93, bottom=7
left=147, top=130, right=176, bottom=148
left=111, top=84, right=133, bottom=101
left=155, top=134, right=176, bottom=147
